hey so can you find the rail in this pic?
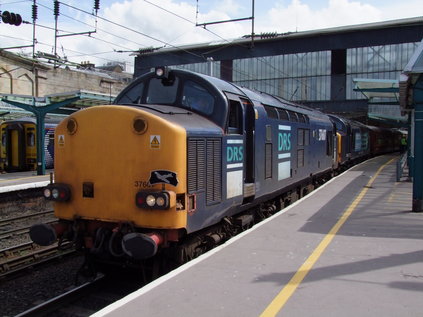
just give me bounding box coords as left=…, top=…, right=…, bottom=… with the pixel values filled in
left=0, top=241, right=74, bottom=278
left=15, top=274, right=105, bottom=317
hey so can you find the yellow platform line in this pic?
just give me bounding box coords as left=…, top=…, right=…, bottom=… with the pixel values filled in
left=260, top=158, right=395, bottom=317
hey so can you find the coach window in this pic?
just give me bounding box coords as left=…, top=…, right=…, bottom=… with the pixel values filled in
left=227, top=100, right=243, bottom=134
left=304, top=115, right=310, bottom=124
left=27, top=132, right=35, bottom=147
left=277, top=109, right=289, bottom=121
left=264, top=105, right=278, bottom=119
left=288, top=111, right=298, bottom=122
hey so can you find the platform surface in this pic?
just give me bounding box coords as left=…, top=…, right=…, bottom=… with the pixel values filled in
left=93, top=154, right=421, bottom=317
left=0, top=170, right=52, bottom=193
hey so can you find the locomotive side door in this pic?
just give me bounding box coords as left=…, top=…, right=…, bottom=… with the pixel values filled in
left=225, top=94, right=255, bottom=203
left=241, top=98, right=255, bottom=202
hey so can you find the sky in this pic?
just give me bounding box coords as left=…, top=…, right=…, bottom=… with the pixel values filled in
left=1, top=0, right=422, bottom=72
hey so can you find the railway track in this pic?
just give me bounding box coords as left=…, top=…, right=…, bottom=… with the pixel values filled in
left=0, top=241, right=74, bottom=278
left=15, top=274, right=106, bottom=317
left=0, top=210, right=54, bottom=225
left=0, top=220, right=56, bottom=240
left=0, top=210, right=55, bottom=239
left=15, top=272, right=143, bottom=317
left=0, top=209, right=55, bottom=247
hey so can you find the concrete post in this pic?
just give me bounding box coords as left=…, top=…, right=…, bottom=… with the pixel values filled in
left=36, top=112, right=46, bottom=175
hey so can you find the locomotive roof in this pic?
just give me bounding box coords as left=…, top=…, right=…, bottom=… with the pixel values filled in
left=173, top=70, right=326, bottom=112
left=180, top=69, right=330, bottom=120
left=115, top=68, right=332, bottom=128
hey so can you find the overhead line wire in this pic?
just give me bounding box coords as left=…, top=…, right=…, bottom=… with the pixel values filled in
left=138, top=0, right=312, bottom=99
left=58, top=1, right=207, bottom=62
left=34, top=1, right=145, bottom=52
left=7, top=0, right=328, bottom=100
left=0, top=33, right=134, bottom=67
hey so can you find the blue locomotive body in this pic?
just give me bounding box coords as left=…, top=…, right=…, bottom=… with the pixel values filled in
left=29, top=68, right=399, bottom=265
left=114, top=68, right=337, bottom=234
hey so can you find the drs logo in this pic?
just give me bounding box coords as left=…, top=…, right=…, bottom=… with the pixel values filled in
left=227, top=145, right=243, bottom=163
left=278, top=132, right=291, bottom=152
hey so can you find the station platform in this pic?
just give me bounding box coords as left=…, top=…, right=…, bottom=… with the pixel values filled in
left=0, top=170, right=52, bottom=194
left=93, top=154, right=421, bottom=317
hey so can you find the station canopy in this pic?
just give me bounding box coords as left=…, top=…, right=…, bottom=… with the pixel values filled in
left=353, top=78, right=407, bottom=125
left=400, top=38, right=423, bottom=111
left=0, top=90, right=116, bottom=120
left=353, top=78, right=400, bottom=99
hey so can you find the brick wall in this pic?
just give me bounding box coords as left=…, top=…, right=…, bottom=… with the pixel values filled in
left=0, top=52, right=132, bottom=98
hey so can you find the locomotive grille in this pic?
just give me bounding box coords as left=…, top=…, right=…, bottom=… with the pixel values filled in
left=206, top=138, right=222, bottom=204
left=265, top=143, right=272, bottom=179
left=188, top=138, right=222, bottom=204
left=188, top=139, right=205, bottom=193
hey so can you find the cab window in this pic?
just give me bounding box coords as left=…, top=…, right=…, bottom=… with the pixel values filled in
left=227, top=100, right=243, bottom=134
left=182, top=80, right=214, bottom=116
left=117, top=83, right=144, bottom=104
left=146, top=77, right=179, bottom=104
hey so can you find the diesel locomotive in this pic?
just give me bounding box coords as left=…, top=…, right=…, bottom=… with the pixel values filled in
left=29, top=68, right=401, bottom=269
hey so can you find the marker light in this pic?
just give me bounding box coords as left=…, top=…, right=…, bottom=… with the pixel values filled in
left=156, top=196, right=165, bottom=207
left=44, top=184, right=71, bottom=202
left=52, top=189, right=60, bottom=199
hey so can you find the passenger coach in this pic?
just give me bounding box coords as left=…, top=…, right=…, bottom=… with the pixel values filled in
left=0, top=118, right=56, bottom=172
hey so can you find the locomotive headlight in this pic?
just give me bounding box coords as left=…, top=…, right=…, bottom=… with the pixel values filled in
left=133, top=117, right=147, bottom=135
left=155, top=66, right=170, bottom=79
left=66, top=118, right=78, bottom=135
left=43, top=188, right=51, bottom=198
left=146, top=195, right=156, bottom=207
left=135, top=191, right=174, bottom=210
left=155, top=67, right=164, bottom=77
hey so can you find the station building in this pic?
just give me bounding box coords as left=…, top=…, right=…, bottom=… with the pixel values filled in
left=134, top=17, right=423, bottom=123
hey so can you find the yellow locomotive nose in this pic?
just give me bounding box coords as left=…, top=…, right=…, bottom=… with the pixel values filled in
left=53, top=105, right=187, bottom=230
